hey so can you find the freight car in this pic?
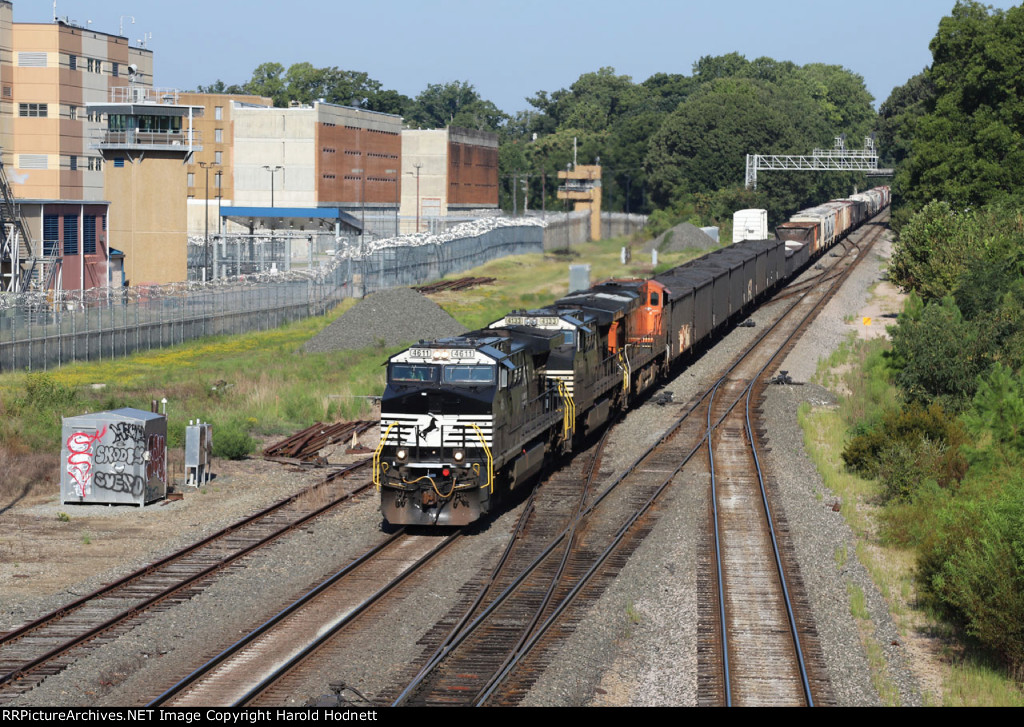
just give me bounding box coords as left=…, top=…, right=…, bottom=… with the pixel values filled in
left=373, top=187, right=889, bottom=525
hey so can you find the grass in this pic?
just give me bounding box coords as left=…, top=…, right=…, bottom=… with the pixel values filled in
left=802, top=330, right=1024, bottom=706
left=2, top=234, right=695, bottom=504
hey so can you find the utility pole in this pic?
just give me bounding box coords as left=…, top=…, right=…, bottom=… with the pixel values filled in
left=199, top=161, right=217, bottom=281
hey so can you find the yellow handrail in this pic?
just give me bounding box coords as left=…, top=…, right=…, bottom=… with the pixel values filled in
left=468, top=423, right=493, bottom=493
left=373, top=421, right=398, bottom=491
left=557, top=379, right=576, bottom=441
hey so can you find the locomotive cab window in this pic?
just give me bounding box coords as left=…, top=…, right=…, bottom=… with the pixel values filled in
left=389, top=364, right=438, bottom=383
left=650, top=292, right=660, bottom=306
left=443, top=365, right=495, bottom=384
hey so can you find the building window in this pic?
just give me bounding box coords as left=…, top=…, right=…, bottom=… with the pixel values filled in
left=2, top=87, right=10, bottom=98
left=69, top=156, right=77, bottom=171
left=17, top=52, right=46, bottom=67
left=214, top=151, right=222, bottom=164
left=83, top=216, right=97, bottom=254
left=112, top=62, right=119, bottom=77
left=43, top=215, right=59, bottom=256
left=68, top=105, right=77, bottom=120
left=18, top=154, right=47, bottom=169
left=114, top=157, right=126, bottom=168
left=69, top=54, right=77, bottom=71
left=214, top=128, right=223, bottom=143
left=187, top=173, right=195, bottom=187
left=214, top=106, right=223, bottom=120
left=215, top=173, right=222, bottom=189
left=18, top=103, right=47, bottom=117
left=63, top=215, right=78, bottom=256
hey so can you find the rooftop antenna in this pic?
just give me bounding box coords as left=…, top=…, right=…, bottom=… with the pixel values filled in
left=120, top=15, right=135, bottom=37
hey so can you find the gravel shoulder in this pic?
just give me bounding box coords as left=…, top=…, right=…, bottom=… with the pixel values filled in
left=0, top=229, right=926, bottom=707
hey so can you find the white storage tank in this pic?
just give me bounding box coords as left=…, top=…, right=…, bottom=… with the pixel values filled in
left=61, top=408, right=168, bottom=507
left=732, top=209, right=768, bottom=243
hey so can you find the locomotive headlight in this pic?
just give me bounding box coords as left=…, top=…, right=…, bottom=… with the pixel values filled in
left=396, top=448, right=408, bottom=461
left=453, top=449, right=465, bottom=462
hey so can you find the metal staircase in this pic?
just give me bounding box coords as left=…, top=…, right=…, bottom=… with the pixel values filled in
left=0, top=155, right=37, bottom=292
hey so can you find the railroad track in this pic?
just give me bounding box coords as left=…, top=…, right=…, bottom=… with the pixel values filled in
left=148, top=528, right=460, bottom=707
left=385, top=212, right=887, bottom=706
left=0, top=457, right=372, bottom=704
left=698, top=213, right=887, bottom=706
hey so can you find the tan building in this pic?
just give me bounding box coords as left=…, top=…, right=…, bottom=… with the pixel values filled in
left=178, top=92, right=272, bottom=235
left=89, top=88, right=202, bottom=285
left=2, top=2, right=153, bottom=201
left=558, top=164, right=602, bottom=241
left=400, top=127, right=498, bottom=233
left=0, top=2, right=154, bottom=291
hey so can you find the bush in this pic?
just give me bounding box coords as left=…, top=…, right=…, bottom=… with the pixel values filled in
left=212, top=421, right=257, bottom=460
left=923, top=475, right=1024, bottom=669
left=842, top=402, right=967, bottom=501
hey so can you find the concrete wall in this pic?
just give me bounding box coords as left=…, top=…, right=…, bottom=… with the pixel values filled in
left=104, top=150, right=188, bottom=285
left=400, top=129, right=447, bottom=232
left=541, top=211, right=647, bottom=249
left=232, top=105, right=316, bottom=207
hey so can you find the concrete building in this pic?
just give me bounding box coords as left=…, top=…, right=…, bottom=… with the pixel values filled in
left=88, top=87, right=202, bottom=285
left=178, top=92, right=272, bottom=236
left=400, top=127, right=498, bottom=233
left=231, top=101, right=403, bottom=228
left=558, top=164, right=602, bottom=241
left=0, top=2, right=154, bottom=291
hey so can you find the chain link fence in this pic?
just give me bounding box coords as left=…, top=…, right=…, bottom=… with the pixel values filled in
left=0, top=220, right=545, bottom=372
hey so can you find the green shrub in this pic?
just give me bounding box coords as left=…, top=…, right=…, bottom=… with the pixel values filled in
left=923, top=475, right=1024, bottom=669
left=212, top=421, right=257, bottom=460
left=842, top=402, right=967, bottom=501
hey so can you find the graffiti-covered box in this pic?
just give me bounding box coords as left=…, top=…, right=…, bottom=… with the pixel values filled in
left=61, top=408, right=168, bottom=506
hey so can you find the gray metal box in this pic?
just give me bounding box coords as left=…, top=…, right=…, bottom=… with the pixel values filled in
left=185, top=422, right=212, bottom=486
left=61, top=408, right=168, bottom=507
left=569, top=264, right=591, bottom=294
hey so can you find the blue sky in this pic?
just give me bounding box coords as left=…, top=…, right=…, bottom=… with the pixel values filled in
left=30, top=0, right=1011, bottom=113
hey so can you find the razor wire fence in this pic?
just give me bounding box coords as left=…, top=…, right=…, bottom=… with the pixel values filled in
left=0, top=220, right=546, bottom=372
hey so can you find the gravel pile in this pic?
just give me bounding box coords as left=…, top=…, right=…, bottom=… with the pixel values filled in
left=303, top=287, right=467, bottom=353
left=643, top=222, right=719, bottom=253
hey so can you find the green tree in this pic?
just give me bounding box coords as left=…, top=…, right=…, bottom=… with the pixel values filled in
left=895, top=2, right=1024, bottom=217
left=407, top=81, right=507, bottom=131
left=243, top=62, right=288, bottom=106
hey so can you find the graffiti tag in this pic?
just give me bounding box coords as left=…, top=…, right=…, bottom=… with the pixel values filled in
left=147, top=434, right=166, bottom=484
left=66, top=427, right=107, bottom=498
left=95, top=444, right=145, bottom=466
left=109, top=421, right=144, bottom=446
left=94, top=470, right=145, bottom=497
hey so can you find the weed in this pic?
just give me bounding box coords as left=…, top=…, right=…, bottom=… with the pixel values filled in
left=835, top=544, right=847, bottom=568
left=625, top=601, right=642, bottom=625
left=57, top=512, right=70, bottom=522
left=81, top=533, right=92, bottom=545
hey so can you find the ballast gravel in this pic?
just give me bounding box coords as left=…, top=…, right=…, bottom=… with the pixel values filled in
left=1, top=228, right=927, bottom=707
left=303, top=287, right=467, bottom=353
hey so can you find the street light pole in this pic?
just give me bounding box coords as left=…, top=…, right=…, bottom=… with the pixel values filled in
left=413, top=163, right=422, bottom=232
left=263, top=165, right=282, bottom=207
left=385, top=168, right=398, bottom=236
left=199, top=161, right=216, bottom=281
left=351, top=167, right=365, bottom=257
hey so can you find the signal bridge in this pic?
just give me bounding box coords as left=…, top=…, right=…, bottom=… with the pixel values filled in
left=745, top=136, right=894, bottom=189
